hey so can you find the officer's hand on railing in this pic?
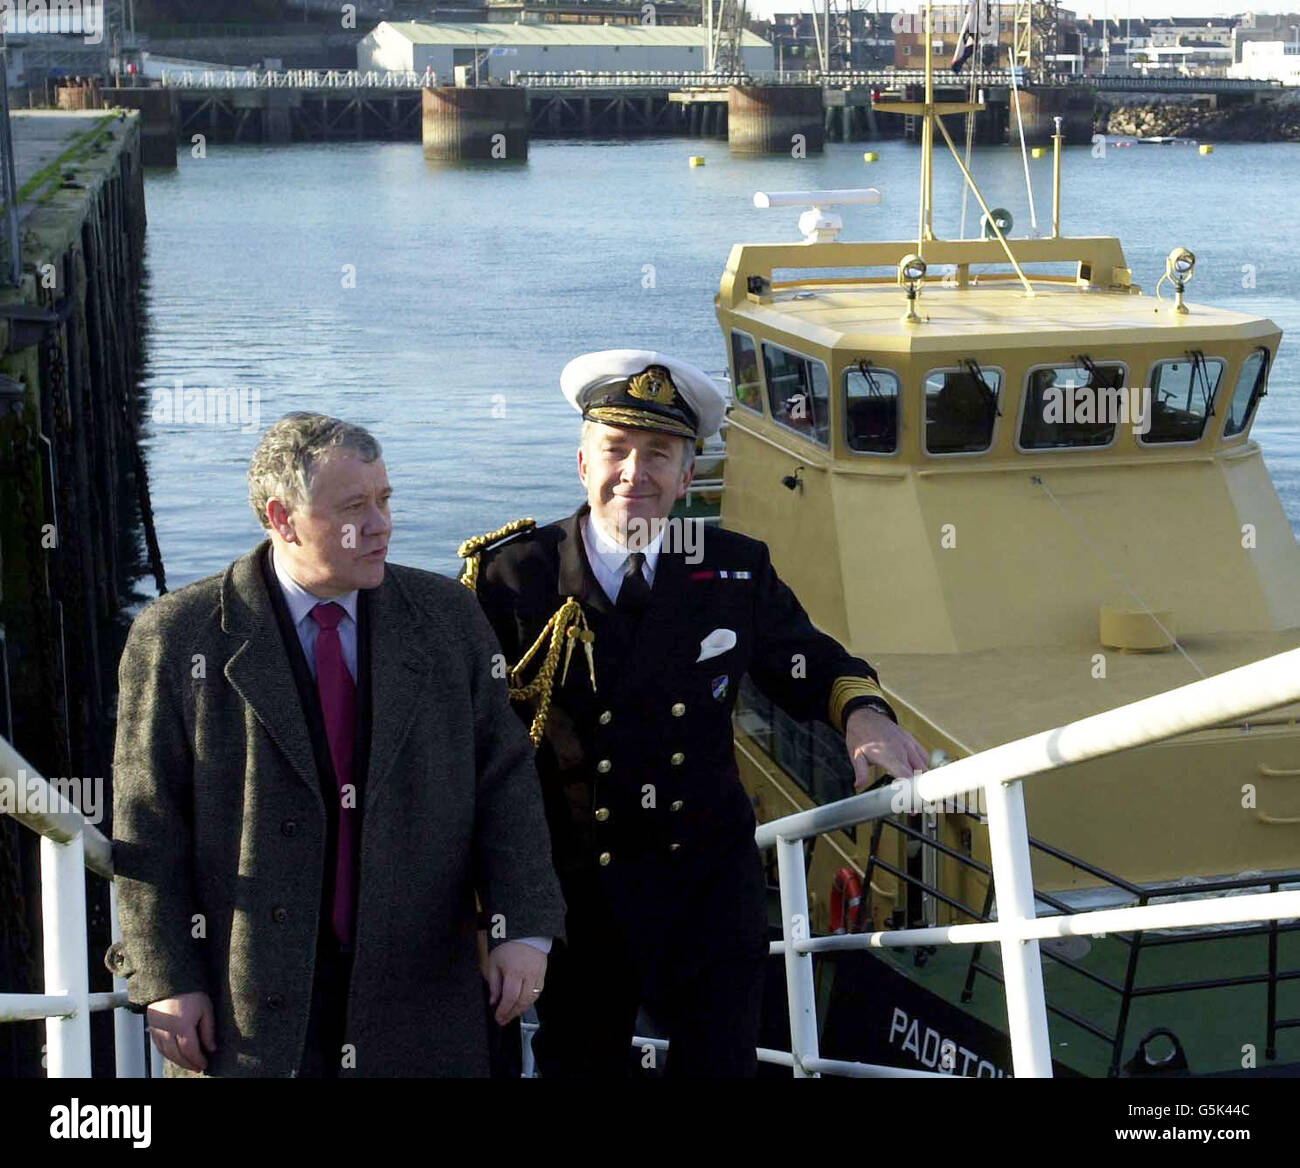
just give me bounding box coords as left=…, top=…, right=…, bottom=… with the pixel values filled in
left=845, top=707, right=930, bottom=790
left=485, top=941, right=548, bottom=1027
left=146, top=991, right=216, bottom=1073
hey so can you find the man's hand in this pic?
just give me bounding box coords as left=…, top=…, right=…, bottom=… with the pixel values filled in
left=485, top=941, right=548, bottom=1026
left=846, top=707, right=930, bottom=791
left=146, top=991, right=216, bottom=1073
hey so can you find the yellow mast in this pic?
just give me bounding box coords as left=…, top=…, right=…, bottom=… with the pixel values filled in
left=879, top=0, right=1036, bottom=299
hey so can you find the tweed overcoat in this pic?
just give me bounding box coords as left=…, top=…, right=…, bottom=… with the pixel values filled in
left=108, top=540, right=566, bottom=1077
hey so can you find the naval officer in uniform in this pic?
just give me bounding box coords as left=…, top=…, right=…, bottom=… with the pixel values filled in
left=461, top=351, right=927, bottom=1077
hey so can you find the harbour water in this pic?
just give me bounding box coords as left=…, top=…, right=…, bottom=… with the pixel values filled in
left=138, top=137, right=1300, bottom=589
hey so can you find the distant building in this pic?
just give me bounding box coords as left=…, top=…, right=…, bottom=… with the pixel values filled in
left=1232, top=12, right=1300, bottom=63
left=765, top=9, right=894, bottom=70
left=484, top=0, right=702, bottom=25
left=358, top=20, right=775, bottom=77
left=1147, top=16, right=1236, bottom=50
left=1230, top=39, right=1300, bottom=84
left=891, top=3, right=1019, bottom=72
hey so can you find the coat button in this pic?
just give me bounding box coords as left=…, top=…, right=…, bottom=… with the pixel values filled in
left=671, top=703, right=686, bottom=717
left=281, top=820, right=298, bottom=837
left=599, top=851, right=612, bottom=866
left=597, top=759, right=612, bottom=774
left=103, top=941, right=135, bottom=977
left=598, top=710, right=613, bottom=725
left=271, top=907, right=288, bottom=923
left=671, top=799, right=684, bottom=811
left=594, top=807, right=610, bottom=822
left=266, top=992, right=285, bottom=1010
left=670, top=752, right=685, bottom=766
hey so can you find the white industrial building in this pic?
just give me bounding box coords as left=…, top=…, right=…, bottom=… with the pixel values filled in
left=358, top=21, right=775, bottom=78
left=1230, top=41, right=1300, bottom=84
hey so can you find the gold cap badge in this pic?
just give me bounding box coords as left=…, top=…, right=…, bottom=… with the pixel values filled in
left=627, top=365, right=678, bottom=406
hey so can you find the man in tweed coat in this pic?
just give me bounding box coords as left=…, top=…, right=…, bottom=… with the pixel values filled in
left=108, top=413, right=565, bottom=1077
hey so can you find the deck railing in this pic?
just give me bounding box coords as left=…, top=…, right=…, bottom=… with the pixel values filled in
left=752, top=644, right=1300, bottom=1077
left=5, top=647, right=1300, bottom=1077
left=0, top=735, right=157, bottom=1078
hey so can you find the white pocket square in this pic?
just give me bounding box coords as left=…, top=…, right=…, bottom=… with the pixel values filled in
left=696, top=628, right=737, bottom=662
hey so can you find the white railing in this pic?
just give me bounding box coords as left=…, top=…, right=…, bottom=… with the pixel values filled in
left=159, top=68, right=438, bottom=90
left=0, top=736, right=154, bottom=1078
left=753, top=644, right=1300, bottom=1077
left=8, top=645, right=1300, bottom=1078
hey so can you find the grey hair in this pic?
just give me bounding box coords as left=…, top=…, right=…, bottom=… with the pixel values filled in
left=580, top=420, right=696, bottom=472
left=249, top=412, right=382, bottom=529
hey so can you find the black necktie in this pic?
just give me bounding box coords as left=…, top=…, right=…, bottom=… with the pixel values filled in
left=616, top=551, right=651, bottom=616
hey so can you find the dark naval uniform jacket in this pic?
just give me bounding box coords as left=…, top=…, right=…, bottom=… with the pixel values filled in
left=470, top=504, right=893, bottom=970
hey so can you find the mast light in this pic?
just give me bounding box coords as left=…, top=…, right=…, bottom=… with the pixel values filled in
left=1167, top=247, right=1196, bottom=315
left=899, top=253, right=927, bottom=323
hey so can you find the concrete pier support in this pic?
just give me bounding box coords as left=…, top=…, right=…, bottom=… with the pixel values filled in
left=263, top=91, right=294, bottom=144
left=728, top=85, right=824, bottom=154
left=100, top=88, right=179, bottom=166
left=1007, top=87, right=1095, bottom=145
left=422, top=87, right=529, bottom=161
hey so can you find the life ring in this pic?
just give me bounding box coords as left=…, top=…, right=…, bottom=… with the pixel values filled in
left=829, top=866, right=865, bottom=934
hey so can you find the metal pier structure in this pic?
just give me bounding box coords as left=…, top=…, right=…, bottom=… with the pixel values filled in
left=88, top=67, right=1287, bottom=160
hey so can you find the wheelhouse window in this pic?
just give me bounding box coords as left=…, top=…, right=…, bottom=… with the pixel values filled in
left=735, top=676, right=857, bottom=831
left=844, top=360, right=900, bottom=454
left=762, top=342, right=830, bottom=446
left=1019, top=360, right=1126, bottom=449
left=1224, top=348, right=1270, bottom=438
left=1142, top=353, right=1224, bottom=444
left=730, top=330, right=764, bottom=414
left=925, top=362, right=1002, bottom=454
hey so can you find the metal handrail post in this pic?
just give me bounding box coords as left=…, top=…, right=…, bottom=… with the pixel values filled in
left=41, top=832, right=91, bottom=1077
left=983, top=778, right=1053, bottom=1077
left=110, top=882, right=146, bottom=1078
left=776, top=836, right=820, bottom=1077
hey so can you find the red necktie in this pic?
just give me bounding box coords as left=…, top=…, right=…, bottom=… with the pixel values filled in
left=311, top=602, right=356, bottom=949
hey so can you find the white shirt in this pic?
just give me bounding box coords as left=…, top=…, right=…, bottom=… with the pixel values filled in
left=268, top=544, right=551, bottom=957
left=582, top=512, right=665, bottom=604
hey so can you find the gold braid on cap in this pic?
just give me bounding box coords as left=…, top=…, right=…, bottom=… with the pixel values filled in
left=457, top=517, right=596, bottom=746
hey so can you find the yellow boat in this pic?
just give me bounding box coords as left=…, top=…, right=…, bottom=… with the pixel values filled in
left=688, top=58, right=1300, bottom=1080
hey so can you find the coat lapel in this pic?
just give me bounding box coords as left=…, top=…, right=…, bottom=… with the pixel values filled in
left=222, top=543, right=322, bottom=801
left=361, top=567, right=434, bottom=808
left=556, top=504, right=610, bottom=615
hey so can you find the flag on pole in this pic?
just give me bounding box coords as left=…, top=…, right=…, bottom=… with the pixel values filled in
left=951, top=0, right=981, bottom=73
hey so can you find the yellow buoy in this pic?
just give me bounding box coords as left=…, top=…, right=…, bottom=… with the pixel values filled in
left=689, top=155, right=706, bottom=167
left=863, top=151, right=879, bottom=162
left=1199, top=143, right=1214, bottom=155
left=1030, top=146, right=1045, bottom=159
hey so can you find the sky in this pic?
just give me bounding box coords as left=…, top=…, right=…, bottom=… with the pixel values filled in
left=740, top=2, right=1299, bottom=22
